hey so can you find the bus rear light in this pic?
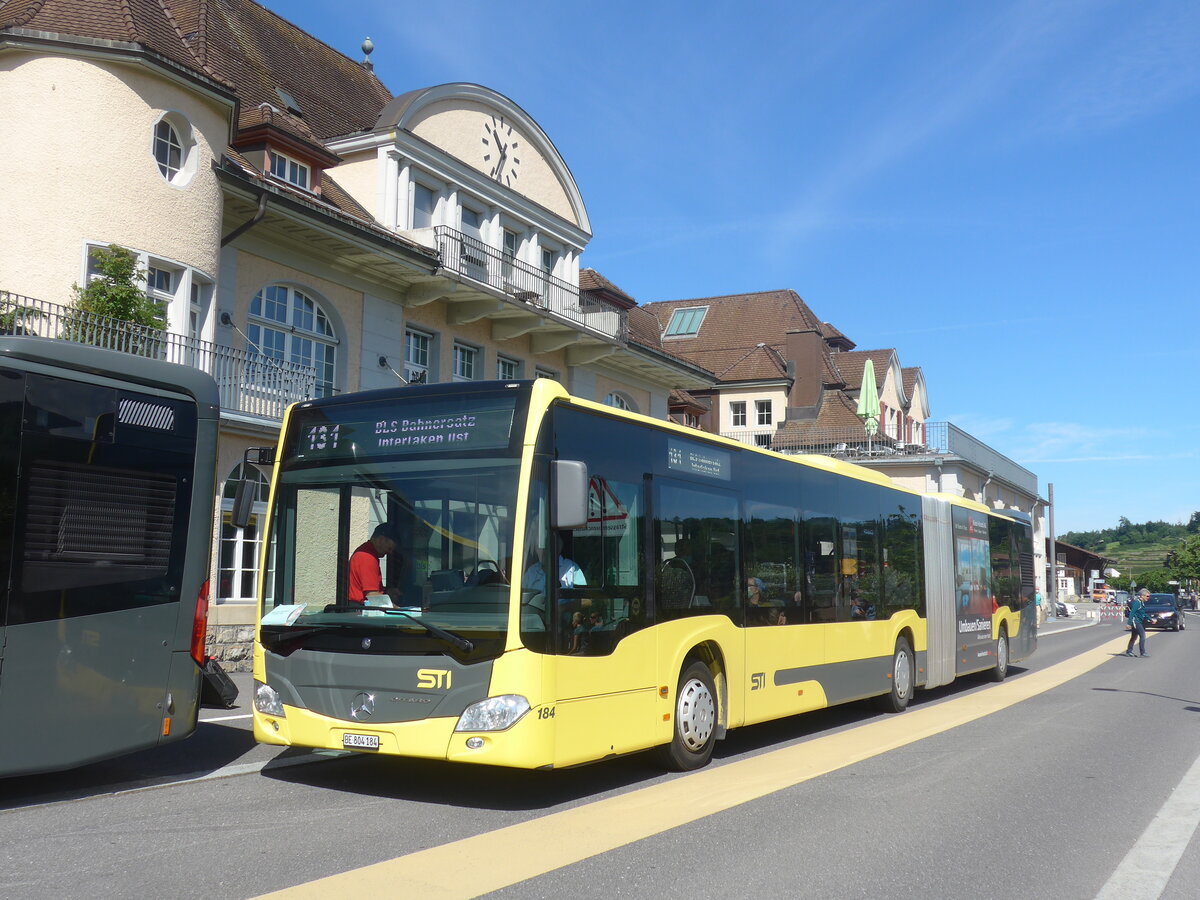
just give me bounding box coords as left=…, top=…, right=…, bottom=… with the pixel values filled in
left=190, top=580, right=211, bottom=666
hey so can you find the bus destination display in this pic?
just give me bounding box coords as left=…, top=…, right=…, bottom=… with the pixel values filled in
left=288, top=398, right=516, bottom=464
left=667, top=437, right=731, bottom=481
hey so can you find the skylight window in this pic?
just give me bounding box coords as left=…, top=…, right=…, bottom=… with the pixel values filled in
left=275, top=87, right=303, bottom=117
left=664, top=306, right=708, bottom=337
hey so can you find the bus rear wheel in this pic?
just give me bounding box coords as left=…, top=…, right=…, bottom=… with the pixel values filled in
left=655, top=661, right=717, bottom=771
left=989, top=631, right=1009, bottom=682
left=874, top=637, right=914, bottom=713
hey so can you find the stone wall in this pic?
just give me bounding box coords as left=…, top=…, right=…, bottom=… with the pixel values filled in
left=207, top=624, right=255, bottom=671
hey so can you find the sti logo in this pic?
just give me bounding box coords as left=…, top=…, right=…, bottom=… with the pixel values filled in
left=750, top=672, right=766, bottom=691
left=417, top=669, right=452, bottom=690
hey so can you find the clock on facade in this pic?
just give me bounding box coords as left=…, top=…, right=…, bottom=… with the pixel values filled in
left=482, top=115, right=520, bottom=185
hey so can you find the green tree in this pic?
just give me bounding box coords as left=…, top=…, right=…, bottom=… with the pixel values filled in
left=67, top=245, right=166, bottom=355
left=71, top=245, right=164, bottom=328
left=1169, top=535, right=1200, bottom=581
left=1188, top=512, right=1200, bottom=534
left=1128, top=568, right=1175, bottom=593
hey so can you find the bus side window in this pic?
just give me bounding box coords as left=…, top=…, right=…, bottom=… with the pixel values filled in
left=744, top=500, right=798, bottom=627
left=654, top=481, right=739, bottom=623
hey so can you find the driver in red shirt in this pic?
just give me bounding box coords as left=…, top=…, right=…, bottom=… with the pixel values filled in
left=348, top=523, right=399, bottom=604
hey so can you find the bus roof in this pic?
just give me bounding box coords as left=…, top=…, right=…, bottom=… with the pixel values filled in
left=0, top=336, right=220, bottom=414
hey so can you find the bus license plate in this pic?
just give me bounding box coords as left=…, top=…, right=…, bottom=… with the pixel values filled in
left=343, top=733, right=380, bottom=751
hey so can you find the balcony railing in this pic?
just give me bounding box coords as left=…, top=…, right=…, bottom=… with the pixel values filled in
left=721, top=420, right=1036, bottom=493
left=433, top=226, right=627, bottom=342
left=1, top=291, right=316, bottom=421
left=721, top=425, right=926, bottom=459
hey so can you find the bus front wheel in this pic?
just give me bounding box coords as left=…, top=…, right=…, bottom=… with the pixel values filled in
left=655, top=661, right=717, bottom=771
left=874, top=637, right=914, bottom=713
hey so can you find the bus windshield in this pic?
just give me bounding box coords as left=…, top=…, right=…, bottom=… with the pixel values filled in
left=260, top=456, right=524, bottom=660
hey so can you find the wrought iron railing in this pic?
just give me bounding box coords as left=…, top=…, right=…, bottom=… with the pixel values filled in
left=433, top=226, right=627, bottom=342
left=0, top=291, right=316, bottom=421
left=720, top=420, right=1036, bottom=492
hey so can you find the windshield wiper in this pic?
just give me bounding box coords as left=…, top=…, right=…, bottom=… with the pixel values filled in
left=380, top=608, right=474, bottom=653
left=321, top=605, right=474, bottom=653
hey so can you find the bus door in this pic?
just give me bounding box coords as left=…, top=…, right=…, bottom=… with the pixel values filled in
left=952, top=506, right=994, bottom=676
left=542, top=473, right=659, bottom=765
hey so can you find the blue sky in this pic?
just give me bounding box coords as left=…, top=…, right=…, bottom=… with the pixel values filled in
left=264, top=0, right=1199, bottom=535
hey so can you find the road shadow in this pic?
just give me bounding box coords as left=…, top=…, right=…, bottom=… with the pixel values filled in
left=0, top=717, right=258, bottom=810
left=260, top=667, right=1027, bottom=812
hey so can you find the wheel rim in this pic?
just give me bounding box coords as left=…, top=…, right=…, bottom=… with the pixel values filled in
left=677, top=676, right=716, bottom=752
left=893, top=648, right=912, bottom=700
left=997, top=636, right=1008, bottom=673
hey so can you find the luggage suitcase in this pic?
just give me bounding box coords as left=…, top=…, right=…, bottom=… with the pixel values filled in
left=200, top=656, right=239, bottom=709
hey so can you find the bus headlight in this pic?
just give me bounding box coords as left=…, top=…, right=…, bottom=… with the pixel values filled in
left=254, top=682, right=285, bottom=717
left=454, top=695, right=530, bottom=732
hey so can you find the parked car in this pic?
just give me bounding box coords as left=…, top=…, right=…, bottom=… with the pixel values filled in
left=1056, top=599, right=1076, bottom=617
left=1142, top=593, right=1186, bottom=631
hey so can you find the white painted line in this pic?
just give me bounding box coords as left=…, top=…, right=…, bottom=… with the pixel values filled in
left=200, top=713, right=253, bottom=723
left=1094, top=750, right=1200, bottom=900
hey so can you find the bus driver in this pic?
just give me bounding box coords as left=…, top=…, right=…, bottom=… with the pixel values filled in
left=348, top=522, right=400, bottom=604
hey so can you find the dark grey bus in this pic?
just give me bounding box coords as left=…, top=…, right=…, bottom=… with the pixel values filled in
left=0, top=337, right=219, bottom=776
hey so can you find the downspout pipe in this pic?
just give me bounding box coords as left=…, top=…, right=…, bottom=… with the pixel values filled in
left=221, top=191, right=268, bottom=247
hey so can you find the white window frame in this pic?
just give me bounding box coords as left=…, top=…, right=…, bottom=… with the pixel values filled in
left=151, top=112, right=197, bottom=187
left=405, top=327, right=433, bottom=383
left=247, top=284, right=339, bottom=397
left=218, top=463, right=272, bottom=604
left=496, top=355, right=520, bottom=381
left=535, top=366, right=558, bottom=382
left=730, top=401, right=747, bottom=428
left=268, top=150, right=311, bottom=191
left=756, top=399, right=772, bottom=426
left=452, top=342, right=479, bottom=382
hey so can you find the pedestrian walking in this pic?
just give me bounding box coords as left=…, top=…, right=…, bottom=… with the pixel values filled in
left=1125, top=588, right=1150, bottom=657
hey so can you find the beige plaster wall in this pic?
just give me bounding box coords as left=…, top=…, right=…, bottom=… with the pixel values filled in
left=326, top=149, right=379, bottom=220
left=408, top=100, right=575, bottom=222
left=0, top=53, right=227, bottom=303
left=399, top=302, right=570, bottom=380
left=231, top=251, right=365, bottom=393
left=714, top=387, right=789, bottom=433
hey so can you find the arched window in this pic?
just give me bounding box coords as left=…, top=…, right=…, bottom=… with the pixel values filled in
left=155, top=120, right=182, bottom=179
left=152, top=112, right=197, bottom=186
left=219, top=463, right=272, bottom=604
left=248, top=284, right=338, bottom=397
left=605, top=391, right=635, bottom=413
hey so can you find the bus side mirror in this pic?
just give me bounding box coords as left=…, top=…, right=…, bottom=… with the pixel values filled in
left=552, top=460, right=588, bottom=530
left=231, top=446, right=275, bottom=530
left=231, top=478, right=255, bottom=530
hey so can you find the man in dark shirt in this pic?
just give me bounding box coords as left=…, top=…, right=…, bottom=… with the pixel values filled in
left=348, top=523, right=399, bottom=604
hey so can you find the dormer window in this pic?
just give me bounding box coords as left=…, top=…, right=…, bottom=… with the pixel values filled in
left=269, top=151, right=310, bottom=190
left=664, top=306, right=708, bottom=337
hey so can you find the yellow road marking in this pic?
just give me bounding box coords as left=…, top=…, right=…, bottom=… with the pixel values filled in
left=257, top=634, right=1130, bottom=899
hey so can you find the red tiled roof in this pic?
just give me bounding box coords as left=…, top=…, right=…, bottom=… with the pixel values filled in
left=2, top=0, right=225, bottom=85
left=642, top=289, right=826, bottom=380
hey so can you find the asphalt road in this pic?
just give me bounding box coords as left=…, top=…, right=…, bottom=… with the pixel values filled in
left=2, top=615, right=1199, bottom=899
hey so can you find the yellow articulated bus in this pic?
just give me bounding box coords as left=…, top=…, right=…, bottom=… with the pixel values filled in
left=241, top=378, right=1035, bottom=771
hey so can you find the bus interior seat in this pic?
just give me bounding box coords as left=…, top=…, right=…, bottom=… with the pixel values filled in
left=430, top=569, right=465, bottom=591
